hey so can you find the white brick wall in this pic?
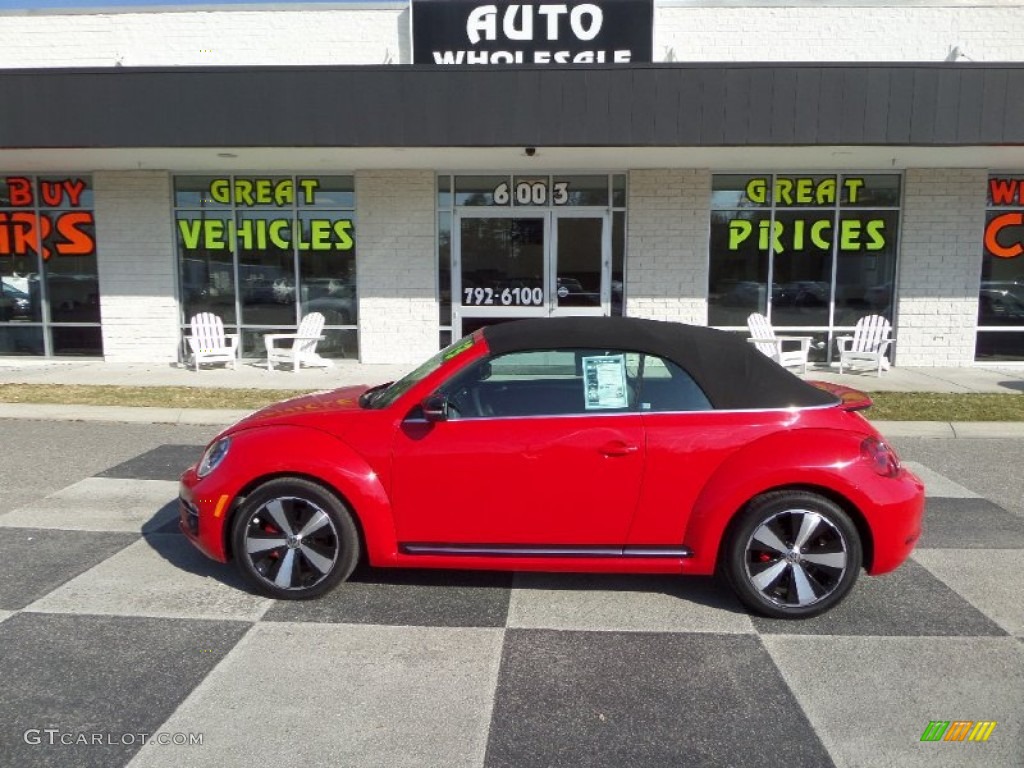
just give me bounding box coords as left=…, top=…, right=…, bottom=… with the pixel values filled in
left=656, top=3, right=1024, bottom=62
left=894, top=168, right=985, bottom=367
left=626, top=169, right=710, bottom=325
left=0, top=8, right=404, bottom=68
left=2, top=3, right=1022, bottom=68
left=93, top=171, right=180, bottom=363
left=355, top=170, right=438, bottom=364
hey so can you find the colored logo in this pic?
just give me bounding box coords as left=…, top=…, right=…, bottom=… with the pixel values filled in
left=920, top=721, right=997, bottom=742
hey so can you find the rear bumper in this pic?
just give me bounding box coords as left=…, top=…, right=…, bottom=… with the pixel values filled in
left=865, top=467, right=925, bottom=575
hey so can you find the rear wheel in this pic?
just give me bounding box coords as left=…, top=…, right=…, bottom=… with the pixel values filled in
left=723, top=491, right=862, bottom=619
left=230, top=477, right=359, bottom=599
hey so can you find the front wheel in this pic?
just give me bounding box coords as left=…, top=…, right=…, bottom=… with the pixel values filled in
left=722, top=491, right=862, bottom=619
left=230, top=477, right=360, bottom=599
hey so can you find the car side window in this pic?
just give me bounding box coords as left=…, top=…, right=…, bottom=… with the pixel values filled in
left=441, top=348, right=636, bottom=418
left=625, top=352, right=713, bottom=413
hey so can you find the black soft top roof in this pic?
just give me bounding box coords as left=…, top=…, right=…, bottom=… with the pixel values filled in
left=481, top=317, right=837, bottom=410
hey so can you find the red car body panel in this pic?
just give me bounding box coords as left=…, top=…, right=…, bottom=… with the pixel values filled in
left=391, top=414, right=645, bottom=545
left=179, top=332, right=924, bottom=581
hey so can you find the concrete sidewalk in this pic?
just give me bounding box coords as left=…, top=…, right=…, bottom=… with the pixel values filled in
left=0, top=357, right=1023, bottom=437
left=0, top=357, right=413, bottom=391
left=1, top=356, right=1024, bottom=393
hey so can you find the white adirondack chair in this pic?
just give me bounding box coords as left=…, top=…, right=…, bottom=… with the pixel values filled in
left=836, top=315, right=893, bottom=376
left=746, top=313, right=812, bottom=374
left=185, top=313, right=239, bottom=371
left=264, top=312, right=334, bottom=372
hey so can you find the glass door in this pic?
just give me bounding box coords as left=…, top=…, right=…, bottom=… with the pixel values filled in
left=452, top=211, right=611, bottom=337
left=453, top=213, right=548, bottom=337
left=550, top=211, right=609, bottom=317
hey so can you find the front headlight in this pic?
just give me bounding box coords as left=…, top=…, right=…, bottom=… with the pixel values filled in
left=197, top=437, right=231, bottom=478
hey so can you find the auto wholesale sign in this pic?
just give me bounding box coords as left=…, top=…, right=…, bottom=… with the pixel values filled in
left=412, top=0, right=653, bottom=66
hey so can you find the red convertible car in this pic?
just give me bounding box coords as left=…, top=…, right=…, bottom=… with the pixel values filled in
left=180, top=317, right=924, bottom=618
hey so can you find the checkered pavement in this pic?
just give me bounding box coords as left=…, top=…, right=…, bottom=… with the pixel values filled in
left=0, top=445, right=1021, bottom=768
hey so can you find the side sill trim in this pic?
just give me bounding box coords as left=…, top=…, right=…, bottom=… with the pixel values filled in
left=399, top=543, right=693, bottom=558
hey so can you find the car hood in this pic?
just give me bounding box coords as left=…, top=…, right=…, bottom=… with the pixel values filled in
left=234, top=385, right=371, bottom=429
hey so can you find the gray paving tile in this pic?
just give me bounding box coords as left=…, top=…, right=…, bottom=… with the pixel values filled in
left=762, top=635, right=1024, bottom=768
left=485, top=630, right=834, bottom=768
left=25, top=534, right=272, bottom=622
left=508, top=573, right=755, bottom=633
left=918, top=498, right=1024, bottom=549
left=0, top=422, right=212, bottom=514
left=751, top=560, right=1006, bottom=637
left=902, top=461, right=980, bottom=498
left=96, top=445, right=203, bottom=481
left=893, top=438, right=1024, bottom=517
left=0, top=612, right=250, bottom=768
left=0, top=527, right=139, bottom=610
left=263, top=567, right=512, bottom=627
left=0, top=478, right=179, bottom=533
left=127, top=623, right=503, bottom=768
left=914, top=549, right=1024, bottom=636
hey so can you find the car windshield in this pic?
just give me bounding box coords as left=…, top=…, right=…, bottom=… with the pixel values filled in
left=361, top=334, right=478, bottom=409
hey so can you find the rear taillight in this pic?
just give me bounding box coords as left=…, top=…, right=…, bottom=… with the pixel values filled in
left=861, top=436, right=901, bottom=478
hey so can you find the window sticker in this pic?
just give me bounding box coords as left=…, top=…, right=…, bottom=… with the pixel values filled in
left=582, top=354, right=628, bottom=410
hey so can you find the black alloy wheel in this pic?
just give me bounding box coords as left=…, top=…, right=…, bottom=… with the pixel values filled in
left=723, top=490, right=862, bottom=619
left=231, top=477, right=359, bottom=599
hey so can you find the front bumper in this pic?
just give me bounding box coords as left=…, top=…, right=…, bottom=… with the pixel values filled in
left=178, top=467, right=233, bottom=563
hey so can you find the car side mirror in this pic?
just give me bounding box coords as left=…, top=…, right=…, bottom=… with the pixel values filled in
left=421, top=394, right=450, bottom=422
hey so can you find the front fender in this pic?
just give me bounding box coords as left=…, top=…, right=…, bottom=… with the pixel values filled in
left=682, top=428, right=877, bottom=574
left=208, top=425, right=398, bottom=566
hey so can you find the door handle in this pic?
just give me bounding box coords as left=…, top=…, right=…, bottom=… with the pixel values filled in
left=600, top=440, right=639, bottom=457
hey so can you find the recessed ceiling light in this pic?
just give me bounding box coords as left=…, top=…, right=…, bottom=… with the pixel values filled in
left=217, top=152, right=238, bottom=159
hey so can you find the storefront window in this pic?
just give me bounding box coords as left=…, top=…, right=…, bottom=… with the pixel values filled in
left=709, top=173, right=901, bottom=362
left=0, top=174, right=101, bottom=356
left=977, top=174, right=1024, bottom=360
left=174, top=175, right=357, bottom=360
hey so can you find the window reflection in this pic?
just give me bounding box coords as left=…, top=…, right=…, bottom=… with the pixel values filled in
left=708, top=174, right=901, bottom=359
left=0, top=258, right=41, bottom=323
left=834, top=211, right=898, bottom=326
left=708, top=210, right=770, bottom=326
left=1, top=175, right=101, bottom=356
left=770, top=211, right=833, bottom=328
left=174, top=175, right=358, bottom=359
left=299, top=211, right=357, bottom=327
left=460, top=217, right=545, bottom=302
left=977, top=177, right=1024, bottom=360
left=555, top=218, right=602, bottom=308
left=178, top=213, right=237, bottom=323
left=238, top=211, right=296, bottom=327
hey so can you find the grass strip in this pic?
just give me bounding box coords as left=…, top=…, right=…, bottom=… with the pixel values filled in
left=863, top=392, right=1024, bottom=422
left=0, top=384, right=305, bottom=410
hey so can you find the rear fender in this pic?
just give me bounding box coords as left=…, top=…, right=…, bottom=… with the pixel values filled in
left=682, top=428, right=874, bottom=573
left=222, top=425, right=397, bottom=566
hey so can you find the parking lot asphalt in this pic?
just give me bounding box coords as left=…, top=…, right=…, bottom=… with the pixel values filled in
left=0, top=420, right=1021, bottom=768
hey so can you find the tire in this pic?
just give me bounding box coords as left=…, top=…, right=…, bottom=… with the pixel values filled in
left=722, top=491, right=862, bottom=619
left=230, top=477, right=360, bottom=600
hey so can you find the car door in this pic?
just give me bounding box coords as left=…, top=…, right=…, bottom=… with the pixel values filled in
left=623, top=353, right=783, bottom=545
left=390, top=348, right=646, bottom=547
